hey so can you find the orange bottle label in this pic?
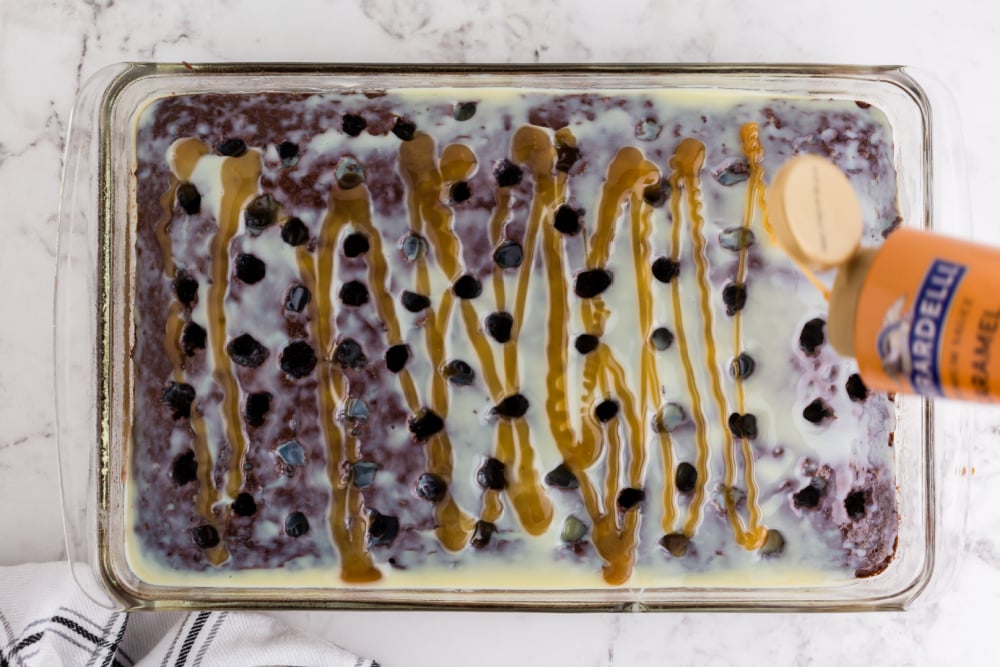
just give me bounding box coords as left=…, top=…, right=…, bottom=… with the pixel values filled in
left=856, top=228, right=1000, bottom=400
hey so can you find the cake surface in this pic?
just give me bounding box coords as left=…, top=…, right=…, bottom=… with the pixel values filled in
left=129, top=87, right=899, bottom=589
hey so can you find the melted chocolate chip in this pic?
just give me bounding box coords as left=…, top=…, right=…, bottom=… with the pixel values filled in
left=280, top=340, right=317, bottom=378
left=471, top=520, right=497, bottom=549
left=454, top=101, right=477, bottom=121
left=443, top=359, right=475, bottom=386
left=574, top=269, right=613, bottom=298
left=727, top=412, right=758, bottom=440
left=415, top=473, right=448, bottom=502
left=453, top=274, right=482, bottom=299
left=845, top=490, right=867, bottom=519
left=450, top=181, right=472, bottom=203
left=277, top=140, right=299, bottom=161
left=555, top=143, right=580, bottom=172
left=244, top=392, right=272, bottom=427
left=545, top=463, right=579, bottom=490
left=617, top=487, right=645, bottom=510
left=385, top=345, right=410, bottom=373
left=553, top=205, right=582, bottom=235
left=162, top=381, right=196, bottom=419
left=281, top=217, right=310, bottom=246
left=333, top=338, right=366, bottom=370
left=176, top=182, right=201, bottom=215
left=226, top=334, right=269, bottom=368
left=171, top=450, right=197, bottom=486
left=595, top=399, right=619, bottom=423
left=642, top=179, right=670, bottom=207
left=284, top=284, right=311, bottom=313
left=192, top=524, right=219, bottom=549
left=799, top=318, right=826, bottom=356
left=339, top=280, right=370, bottom=307
left=793, top=484, right=822, bottom=509
left=651, top=257, right=679, bottom=284
left=493, top=159, right=523, bottom=187
left=477, top=458, right=507, bottom=490
left=173, top=270, right=199, bottom=307
left=723, top=282, right=747, bottom=316
left=803, top=398, right=835, bottom=424
left=368, top=510, right=400, bottom=547
left=401, top=290, right=431, bottom=313
left=408, top=408, right=445, bottom=441
left=235, top=253, right=266, bottom=284
left=216, top=138, right=247, bottom=157
left=846, top=373, right=869, bottom=402
left=574, top=334, right=599, bottom=355
left=650, top=327, right=674, bottom=351
left=284, top=511, right=310, bottom=537
left=675, top=462, right=697, bottom=493
left=485, top=312, right=514, bottom=343
left=391, top=117, right=416, bottom=141
left=244, top=194, right=279, bottom=234
left=181, top=321, right=206, bottom=356
left=232, top=492, right=257, bottom=517
left=730, top=353, right=755, bottom=379
left=493, top=241, right=523, bottom=269
left=343, top=232, right=370, bottom=258
left=342, top=113, right=367, bottom=137
left=660, top=532, right=690, bottom=557
left=494, top=393, right=529, bottom=419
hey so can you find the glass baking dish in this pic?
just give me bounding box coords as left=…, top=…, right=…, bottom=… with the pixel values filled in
left=55, top=63, right=971, bottom=611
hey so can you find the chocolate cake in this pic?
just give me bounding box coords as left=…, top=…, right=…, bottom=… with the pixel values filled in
left=128, top=88, right=899, bottom=588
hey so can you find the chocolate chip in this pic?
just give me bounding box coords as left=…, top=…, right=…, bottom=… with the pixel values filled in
left=574, top=269, right=613, bottom=298
left=335, top=157, right=365, bottom=189
left=617, top=487, right=645, bottom=510
left=471, top=520, right=496, bottom=549
left=400, top=233, right=428, bottom=261
left=226, top=334, right=268, bottom=368
left=176, top=182, right=201, bottom=215
left=651, top=327, right=674, bottom=351
left=415, top=473, right=448, bottom=502
left=728, top=412, right=758, bottom=440
left=799, top=318, right=826, bottom=356
left=730, top=353, right=755, bottom=379
left=845, top=490, right=867, bottom=520
left=280, top=340, right=317, bottom=378
left=235, top=253, right=266, bottom=284
left=244, top=392, right=271, bottom=427
left=284, top=284, right=311, bottom=313
left=181, top=321, right=206, bottom=356
left=659, top=532, right=690, bottom=557
left=493, top=159, right=523, bottom=187
left=453, top=274, right=482, bottom=299
left=162, top=381, right=196, bottom=419
left=477, top=457, right=507, bottom=490
left=715, top=161, right=750, bottom=186
left=343, top=232, right=370, bottom=258
left=191, top=524, right=219, bottom=549
left=401, top=290, right=431, bottom=313
left=595, top=399, right=619, bottom=423
left=339, top=280, right=370, bottom=307
left=391, top=117, right=416, bottom=141
left=494, top=393, right=529, bottom=419
left=760, top=528, right=784, bottom=556
left=284, top=511, right=309, bottom=537
left=574, top=334, right=599, bottom=354
left=723, top=282, right=747, bottom=316
left=485, top=312, right=514, bottom=343
left=793, top=484, right=822, bottom=509
left=803, top=398, right=835, bottom=424
left=281, top=217, right=310, bottom=246
left=642, top=180, right=670, bottom=207
left=675, top=462, right=697, bottom=493
left=368, top=510, right=399, bottom=546
left=232, top=492, right=257, bottom=517
left=173, top=270, right=199, bottom=307
left=555, top=143, right=580, bottom=173
left=846, top=373, right=869, bottom=402
left=544, top=463, right=579, bottom=489
left=450, top=181, right=472, bottom=203
left=493, top=241, right=523, bottom=269
left=385, top=344, right=410, bottom=373
left=342, top=113, right=367, bottom=137
left=351, top=461, right=378, bottom=488
left=171, top=450, right=197, bottom=486
left=553, top=205, right=582, bottom=235
left=454, top=101, right=477, bottom=121
left=408, top=408, right=444, bottom=441
left=216, top=138, right=247, bottom=157
left=561, top=516, right=588, bottom=543
left=333, top=338, right=366, bottom=370
left=277, top=140, right=299, bottom=162
left=244, top=194, right=279, bottom=235
left=651, top=257, right=679, bottom=284
left=443, top=359, right=475, bottom=386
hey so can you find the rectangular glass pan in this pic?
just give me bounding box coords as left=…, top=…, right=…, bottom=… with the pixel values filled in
left=55, top=63, right=971, bottom=610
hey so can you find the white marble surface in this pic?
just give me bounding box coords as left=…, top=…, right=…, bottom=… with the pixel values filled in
left=3, top=0, right=1000, bottom=664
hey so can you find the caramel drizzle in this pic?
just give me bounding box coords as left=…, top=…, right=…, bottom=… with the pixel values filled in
left=297, top=184, right=381, bottom=582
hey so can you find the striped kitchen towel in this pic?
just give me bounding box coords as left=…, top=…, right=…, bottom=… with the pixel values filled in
left=0, top=562, right=377, bottom=667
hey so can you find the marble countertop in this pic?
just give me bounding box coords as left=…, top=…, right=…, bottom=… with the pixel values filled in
left=3, top=0, right=999, bottom=664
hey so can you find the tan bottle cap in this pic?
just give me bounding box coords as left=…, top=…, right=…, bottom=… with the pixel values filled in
left=768, top=155, right=863, bottom=272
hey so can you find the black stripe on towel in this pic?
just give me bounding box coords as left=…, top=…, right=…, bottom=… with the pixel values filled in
left=174, top=612, right=209, bottom=667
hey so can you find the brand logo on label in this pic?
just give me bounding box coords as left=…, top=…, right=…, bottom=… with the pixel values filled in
left=907, top=260, right=966, bottom=395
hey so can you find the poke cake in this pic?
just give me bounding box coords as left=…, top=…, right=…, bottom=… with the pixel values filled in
left=127, top=84, right=900, bottom=590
